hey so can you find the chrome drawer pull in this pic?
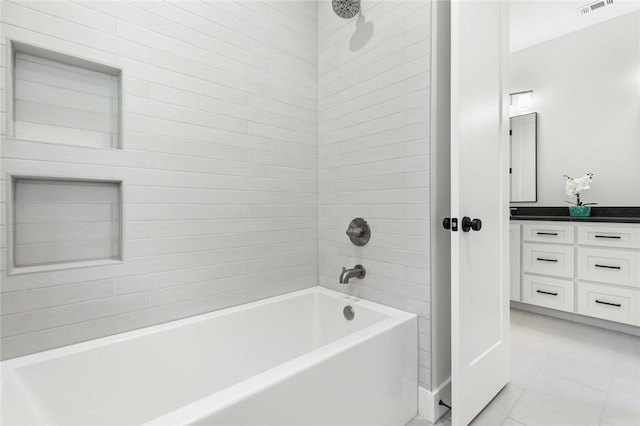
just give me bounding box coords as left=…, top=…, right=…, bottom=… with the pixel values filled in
left=595, top=300, right=621, bottom=307
left=595, top=235, right=621, bottom=239
left=536, top=232, right=558, bottom=236
left=536, top=258, right=558, bottom=263
left=595, top=264, right=621, bottom=270
left=536, top=290, right=558, bottom=296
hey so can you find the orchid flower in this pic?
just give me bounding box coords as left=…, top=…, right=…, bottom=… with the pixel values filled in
left=563, top=173, right=594, bottom=206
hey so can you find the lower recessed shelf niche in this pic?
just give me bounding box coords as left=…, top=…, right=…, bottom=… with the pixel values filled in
left=11, top=177, right=122, bottom=271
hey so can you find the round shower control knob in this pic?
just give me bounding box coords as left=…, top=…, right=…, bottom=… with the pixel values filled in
left=346, top=218, right=371, bottom=246
left=346, top=226, right=363, bottom=238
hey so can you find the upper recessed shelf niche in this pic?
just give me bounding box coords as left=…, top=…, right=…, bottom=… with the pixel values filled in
left=9, top=41, right=122, bottom=149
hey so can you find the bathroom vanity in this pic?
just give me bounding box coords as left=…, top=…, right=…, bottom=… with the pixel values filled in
left=510, top=207, right=640, bottom=328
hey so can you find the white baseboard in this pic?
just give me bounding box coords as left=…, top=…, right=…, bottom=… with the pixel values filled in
left=418, top=379, right=451, bottom=423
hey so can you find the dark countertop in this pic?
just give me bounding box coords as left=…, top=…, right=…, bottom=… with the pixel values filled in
left=510, top=206, right=640, bottom=224
left=511, top=215, right=640, bottom=223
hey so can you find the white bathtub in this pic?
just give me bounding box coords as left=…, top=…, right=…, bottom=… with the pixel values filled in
left=1, top=286, right=417, bottom=426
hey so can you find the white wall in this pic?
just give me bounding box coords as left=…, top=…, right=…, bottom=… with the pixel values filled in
left=0, top=0, right=318, bottom=359
left=317, top=0, right=432, bottom=389
left=510, top=11, right=640, bottom=206
left=510, top=0, right=640, bottom=53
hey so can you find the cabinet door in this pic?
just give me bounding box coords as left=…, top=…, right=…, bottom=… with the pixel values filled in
left=577, top=282, right=640, bottom=326
left=522, top=274, right=575, bottom=312
left=510, top=224, right=521, bottom=301
left=577, top=247, right=640, bottom=288
left=578, top=224, right=640, bottom=249
left=522, top=223, right=575, bottom=244
left=522, top=242, right=575, bottom=278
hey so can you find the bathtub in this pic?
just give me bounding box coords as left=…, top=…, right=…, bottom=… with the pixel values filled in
left=1, top=286, right=417, bottom=426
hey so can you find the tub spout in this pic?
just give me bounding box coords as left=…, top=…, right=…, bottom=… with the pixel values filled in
left=339, top=265, right=366, bottom=284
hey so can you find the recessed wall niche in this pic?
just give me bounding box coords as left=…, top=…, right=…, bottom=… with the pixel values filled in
left=9, top=41, right=122, bottom=149
left=11, top=177, right=123, bottom=271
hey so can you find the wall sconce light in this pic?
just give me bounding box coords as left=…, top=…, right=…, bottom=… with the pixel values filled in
left=510, top=90, right=534, bottom=116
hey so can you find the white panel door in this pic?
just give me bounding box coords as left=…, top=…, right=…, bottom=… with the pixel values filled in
left=450, top=1, right=510, bottom=425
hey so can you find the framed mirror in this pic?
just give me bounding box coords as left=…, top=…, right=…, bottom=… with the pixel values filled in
left=510, top=112, right=537, bottom=202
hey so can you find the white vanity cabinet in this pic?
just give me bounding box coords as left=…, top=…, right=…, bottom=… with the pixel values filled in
left=520, top=223, right=575, bottom=312
left=511, top=220, right=640, bottom=327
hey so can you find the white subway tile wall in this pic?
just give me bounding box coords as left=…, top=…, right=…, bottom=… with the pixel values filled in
left=0, top=0, right=318, bottom=359
left=0, top=0, right=434, bottom=391
left=317, top=0, right=432, bottom=388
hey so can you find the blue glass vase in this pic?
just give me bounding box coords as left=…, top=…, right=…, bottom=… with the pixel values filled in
left=569, top=205, right=591, bottom=217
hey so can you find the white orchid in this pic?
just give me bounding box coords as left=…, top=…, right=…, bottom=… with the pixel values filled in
left=563, top=173, right=594, bottom=206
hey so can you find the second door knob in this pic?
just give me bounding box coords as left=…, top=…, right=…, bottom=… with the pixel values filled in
left=461, top=216, right=482, bottom=232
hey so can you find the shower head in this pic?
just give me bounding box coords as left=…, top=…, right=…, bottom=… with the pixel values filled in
left=332, top=0, right=360, bottom=19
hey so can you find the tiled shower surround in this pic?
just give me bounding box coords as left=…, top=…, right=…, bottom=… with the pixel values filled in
left=0, top=0, right=432, bottom=390
left=0, top=0, right=319, bottom=358
left=317, top=2, right=432, bottom=387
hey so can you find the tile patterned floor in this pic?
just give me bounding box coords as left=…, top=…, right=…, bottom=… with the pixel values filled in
left=408, top=308, right=640, bottom=426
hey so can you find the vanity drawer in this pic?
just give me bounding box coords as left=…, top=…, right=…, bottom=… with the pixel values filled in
left=522, top=224, right=575, bottom=244
left=578, top=225, right=640, bottom=249
left=523, top=275, right=574, bottom=312
left=577, top=247, right=640, bottom=288
left=577, top=282, right=640, bottom=326
left=522, top=243, right=574, bottom=278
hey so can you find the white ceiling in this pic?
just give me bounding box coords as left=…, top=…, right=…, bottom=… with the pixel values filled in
left=510, top=0, right=640, bottom=52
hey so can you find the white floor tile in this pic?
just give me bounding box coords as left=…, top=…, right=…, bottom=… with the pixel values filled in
left=405, top=416, right=431, bottom=426
left=601, top=375, right=640, bottom=426
left=509, top=372, right=607, bottom=426
left=408, top=309, right=639, bottom=426
left=509, top=337, right=551, bottom=388
left=472, top=383, right=523, bottom=421
left=469, top=412, right=506, bottom=426
left=509, top=309, right=530, bottom=325
left=541, top=342, right=615, bottom=391
left=502, top=418, right=526, bottom=426
left=611, top=337, right=640, bottom=381
left=434, top=412, right=452, bottom=426
left=405, top=412, right=451, bottom=426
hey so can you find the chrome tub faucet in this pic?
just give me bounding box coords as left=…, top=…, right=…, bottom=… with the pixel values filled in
left=339, top=264, right=366, bottom=284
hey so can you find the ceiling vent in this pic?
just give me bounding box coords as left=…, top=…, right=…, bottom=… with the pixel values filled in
left=578, top=0, right=614, bottom=16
